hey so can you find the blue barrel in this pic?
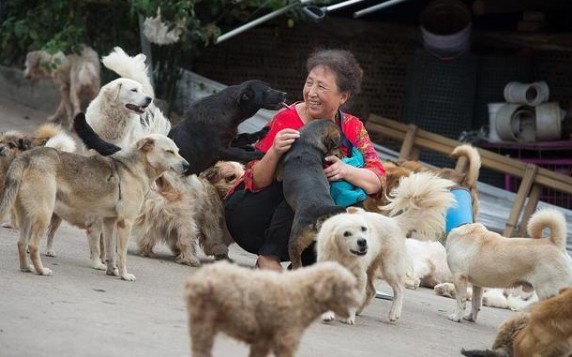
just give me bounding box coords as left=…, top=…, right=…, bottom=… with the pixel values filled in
left=445, top=187, right=473, bottom=233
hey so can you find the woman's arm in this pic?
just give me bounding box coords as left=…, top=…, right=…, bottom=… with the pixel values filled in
left=252, top=128, right=300, bottom=189
left=324, top=157, right=382, bottom=194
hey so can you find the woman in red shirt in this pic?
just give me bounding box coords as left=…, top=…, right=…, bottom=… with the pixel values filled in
left=225, top=49, right=386, bottom=271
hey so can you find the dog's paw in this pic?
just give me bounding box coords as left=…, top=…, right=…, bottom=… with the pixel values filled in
left=20, top=264, right=33, bottom=273
left=1, top=221, right=14, bottom=229
left=321, top=311, right=336, bottom=322
left=121, top=273, right=136, bottom=282
left=139, top=250, right=155, bottom=258
left=389, top=314, right=400, bottom=323
left=106, top=266, right=119, bottom=277
left=91, top=259, right=107, bottom=271
left=45, top=249, right=56, bottom=257
left=463, top=313, right=476, bottom=322
left=341, top=317, right=356, bottom=325
left=176, top=255, right=201, bottom=267
left=448, top=313, right=462, bottom=323
left=37, top=267, right=53, bottom=276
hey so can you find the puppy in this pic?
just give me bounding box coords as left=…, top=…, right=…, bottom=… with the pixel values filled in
left=461, top=312, right=530, bottom=357
left=169, top=79, right=286, bottom=174
left=199, top=161, right=245, bottom=199
left=281, top=119, right=345, bottom=269
left=316, top=172, right=456, bottom=323
left=24, top=46, right=100, bottom=125
left=185, top=261, right=359, bottom=357
left=404, top=238, right=451, bottom=289
left=0, top=114, right=189, bottom=280
left=133, top=171, right=233, bottom=266
left=446, top=208, right=572, bottom=323
left=85, top=47, right=171, bottom=148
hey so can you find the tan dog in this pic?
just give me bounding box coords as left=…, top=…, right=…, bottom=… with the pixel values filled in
left=364, top=144, right=481, bottom=222
left=133, top=171, right=233, bottom=266
left=316, top=172, right=456, bottom=324
left=185, top=261, right=359, bottom=357
left=446, top=208, right=572, bottom=323
left=461, top=311, right=530, bottom=357
left=0, top=126, right=189, bottom=281
left=24, top=46, right=100, bottom=125
left=199, top=161, right=245, bottom=199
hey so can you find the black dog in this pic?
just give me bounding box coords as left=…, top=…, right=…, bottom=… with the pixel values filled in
left=281, top=119, right=345, bottom=269
left=169, top=79, right=286, bottom=175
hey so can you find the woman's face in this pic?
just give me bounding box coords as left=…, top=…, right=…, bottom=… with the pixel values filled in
left=303, top=65, right=349, bottom=121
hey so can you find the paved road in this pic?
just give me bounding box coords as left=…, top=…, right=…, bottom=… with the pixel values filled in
left=0, top=96, right=512, bottom=356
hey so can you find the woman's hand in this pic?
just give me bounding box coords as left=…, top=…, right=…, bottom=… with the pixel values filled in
left=271, top=128, right=300, bottom=154
left=324, top=156, right=352, bottom=181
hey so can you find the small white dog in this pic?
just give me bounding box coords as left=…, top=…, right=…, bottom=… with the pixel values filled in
left=404, top=238, right=452, bottom=289
left=86, top=47, right=171, bottom=147
left=446, top=208, right=572, bottom=323
left=316, top=172, right=456, bottom=324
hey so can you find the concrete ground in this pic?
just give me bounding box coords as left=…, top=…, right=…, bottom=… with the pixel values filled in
left=0, top=96, right=513, bottom=356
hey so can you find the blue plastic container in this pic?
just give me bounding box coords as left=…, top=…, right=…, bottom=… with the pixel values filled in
left=445, top=187, right=473, bottom=233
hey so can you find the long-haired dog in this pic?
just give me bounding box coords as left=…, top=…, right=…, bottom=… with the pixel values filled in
left=133, top=171, right=233, bottom=266
left=0, top=114, right=189, bottom=281
left=185, top=261, right=359, bottom=357
left=364, top=144, right=481, bottom=222
left=85, top=47, right=171, bottom=148
left=316, top=172, right=456, bottom=324
left=462, top=287, right=572, bottom=357
left=446, top=208, right=572, bottom=323
left=24, top=46, right=100, bottom=125
left=280, top=119, right=345, bottom=269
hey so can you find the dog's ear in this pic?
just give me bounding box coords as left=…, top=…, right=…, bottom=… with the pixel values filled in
left=137, top=137, right=155, bottom=152
left=200, top=166, right=220, bottom=183
left=104, top=82, right=122, bottom=101
left=238, top=87, right=254, bottom=104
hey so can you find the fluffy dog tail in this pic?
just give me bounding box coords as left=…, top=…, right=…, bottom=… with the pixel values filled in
left=527, top=208, right=567, bottom=250
left=0, top=157, right=25, bottom=220
left=451, top=144, right=481, bottom=187
left=102, top=47, right=154, bottom=99
left=382, top=172, right=456, bottom=239
left=45, top=132, right=77, bottom=153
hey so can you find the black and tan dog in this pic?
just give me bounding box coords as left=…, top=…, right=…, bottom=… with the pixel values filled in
left=280, top=119, right=345, bottom=269
left=0, top=114, right=189, bottom=281
left=169, top=79, right=286, bottom=175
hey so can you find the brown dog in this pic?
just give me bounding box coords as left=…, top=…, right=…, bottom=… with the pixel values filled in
left=280, top=119, right=345, bottom=269
left=185, top=261, right=359, bottom=357
left=24, top=46, right=100, bottom=125
left=0, top=114, right=189, bottom=281
left=199, top=161, right=245, bottom=199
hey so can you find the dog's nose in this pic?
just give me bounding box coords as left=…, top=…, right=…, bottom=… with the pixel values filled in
left=357, top=239, right=367, bottom=249
left=145, top=96, right=152, bottom=105
left=182, top=160, right=191, bottom=172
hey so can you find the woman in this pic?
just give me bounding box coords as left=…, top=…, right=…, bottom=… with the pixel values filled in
left=225, top=49, right=386, bottom=271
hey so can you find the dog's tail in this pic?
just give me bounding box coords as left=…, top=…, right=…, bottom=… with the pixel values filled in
left=451, top=144, right=481, bottom=187
left=0, top=156, right=26, bottom=220
left=102, top=47, right=154, bottom=99
left=527, top=208, right=567, bottom=250
left=460, top=349, right=506, bottom=357
left=45, top=132, right=77, bottom=153
left=382, top=172, right=456, bottom=239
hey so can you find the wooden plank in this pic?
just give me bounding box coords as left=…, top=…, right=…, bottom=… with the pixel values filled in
left=399, top=124, right=418, bottom=161
left=503, top=164, right=538, bottom=237
left=517, top=184, right=542, bottom=237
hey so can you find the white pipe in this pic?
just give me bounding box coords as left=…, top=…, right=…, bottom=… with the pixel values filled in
left=353, top=0, right=409, bottom=18
left=324, top=0, right=371, bottom=12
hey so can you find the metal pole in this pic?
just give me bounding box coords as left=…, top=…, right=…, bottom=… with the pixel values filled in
left=324, top=0, right=371, bottom=12
left=353, top=0, right=410, bottom=18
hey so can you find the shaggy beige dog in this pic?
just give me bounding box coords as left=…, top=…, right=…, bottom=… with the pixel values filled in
left=446, top=208, right=572, bottom=323
left=316, top=172, right=456, bottom=324
left=24, top=46, right=100, bottom=125
left=133, top=171, right=233, bottom=266
left=185, top=261, right=359, bottom=357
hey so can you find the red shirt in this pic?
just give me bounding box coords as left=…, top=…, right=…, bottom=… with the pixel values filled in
left=228, top=104, right=386, bottom=195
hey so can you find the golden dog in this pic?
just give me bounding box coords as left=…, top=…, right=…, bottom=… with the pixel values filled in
left=185, top=261, right=359, bottom=357
left=447, top=209, right=572, bottom=323
left=0, top=115, right=189, bottom=281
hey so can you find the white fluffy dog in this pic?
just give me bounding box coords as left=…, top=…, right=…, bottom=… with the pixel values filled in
left=446, top=208, right=572, bottom=323
left=316, top=172, right=456, bottom=324
left=86, top=47, right=171, bottom=147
